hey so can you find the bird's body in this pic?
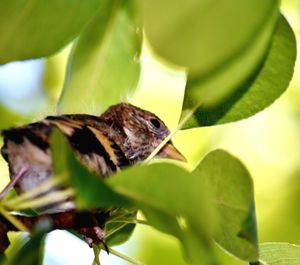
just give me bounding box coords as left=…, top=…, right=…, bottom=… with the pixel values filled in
left=0, top=103, right=184, bottom=213
left=0, top=103, right=185, bottom=247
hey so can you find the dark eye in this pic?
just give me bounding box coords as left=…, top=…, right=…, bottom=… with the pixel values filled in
left=150, top=118, right=161, bottom=129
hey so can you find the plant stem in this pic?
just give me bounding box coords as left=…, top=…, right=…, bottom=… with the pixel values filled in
left=105, top=223, right=128, bottom=238
left=144, top=104, right=200, bottom=163
left=257, top=260, right=267, bottom=265
left=0, top=205, right=29, bottom=232
left=107, top=209, right=137, bottom=221
left=93, top=245, right=101, bottom=265
left=0, top=166, right=29, bottom=200
left=3, top=177, right=64, bottom=206
left=108, top=247, right=145, bottom=265
left=4, top=188, right=75, bottom=210
left=108, top=218, right=149, bottom=226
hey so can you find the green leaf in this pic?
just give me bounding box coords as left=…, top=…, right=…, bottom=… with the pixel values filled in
left=50, top=128, right=70, bottom=178
left=183, top=14, right=296, bottom=128
left=0, top=253, right=5, bottom=264
left=59, top=0, right=142, bottom=114
left=50, top=130, right=137, bottom=246
left=259, top=242, right=300, bottom=265
left=106, top=222, right=136, bottom=246
left=0, top=0, right=103, bottom=64
left=50, top=129, right=132, bottom=209
left=141, top=0, right=279, bottom=105
left=105, top=208, right=137, bottom=246
left=196, top=150, right=258, bottom=261
left=107, top=163, right=211, bottom=237
left=50, top=130, right=216, bottom=263
left=5, top=231, right=46, bottom=265
left=141, top=0, right=278, bottom=74
left=107, top=163, right=217, bottom=265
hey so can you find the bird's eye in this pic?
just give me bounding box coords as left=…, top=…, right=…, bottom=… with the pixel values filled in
left=150, top=118, right=161, bottom=129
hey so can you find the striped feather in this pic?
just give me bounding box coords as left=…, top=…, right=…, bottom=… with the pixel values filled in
left=1, top=114, right=129, bottom=212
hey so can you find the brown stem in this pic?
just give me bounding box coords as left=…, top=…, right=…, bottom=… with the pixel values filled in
left=0, top=210, right=109, bottom=252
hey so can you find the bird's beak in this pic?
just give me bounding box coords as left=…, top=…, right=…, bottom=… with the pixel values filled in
left=159, top=143, right=186, bottom=162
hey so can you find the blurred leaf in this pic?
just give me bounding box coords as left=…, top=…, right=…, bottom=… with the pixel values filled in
left=0, top=0, right=103, bottom=64
left=141, top=0, right=279, bottom=105
left=50, top=130, right=216, bottom=263
left=50, top=129, right=132, bottom=209
left=43, top=46, right=71, bottom=105
left=50, top=128, right=69, bottom=178
left=137, top=225, right=189, bottom=265
left=59, top=0, right=142, bottom=114
left=261, top=168, right=300, bottom=244
left=196, top=150, right=258, bottom=261
left=5, top=231, right=45, bottom=265
left=212, top=243, right=247, bottom=265
left=183, top=14, right=296, bottom=128
left=68, top=153, right=133, bottom=209
left=180, top=229, right=218, bottom=265
left=259, top=242, right=300, bottom=265
left=105, top=208, right=137, bottom=246
left=107, top=163, right=211, bottom=238
left=106, top=222, right=136, bottom=246
left=0, top=104, right=29, bottom=129
left=51, top=129, right=137, bottom=248
left=107, top=163, right=217, bottom=265
left=0, top=253, right=5, bottom=264
left=141, top=0, right=277, bottom=75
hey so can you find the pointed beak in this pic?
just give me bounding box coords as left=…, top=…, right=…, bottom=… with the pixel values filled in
left=159, top=143, right=186, bottom=162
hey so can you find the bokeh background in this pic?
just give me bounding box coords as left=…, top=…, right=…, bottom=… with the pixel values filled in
left=0, top=1, right=299, bottom=264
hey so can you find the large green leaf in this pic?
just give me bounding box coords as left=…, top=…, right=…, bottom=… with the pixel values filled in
left=50, top=129, right=132, bottom=209
left=59, top=0, right=142, bottom=114
left=4, top=231, right=46, bottom=265
left=196, top=150, right=258, bottom=261
left=140, top=0, right=279, bottom=105
left=183, top=14, right=296, bottom=128
left=50, top=129, right=138, bottom=248
left=141, top=0, right=277, bottom=74
left=107, top=163, right=211, bottom=239
left=259, top=242, right=300, bottom=265
left=107, top=163, right=217, bottom=265
left=50, top=130, right=216, bottom=264
left=0, top=0, right=103, bottom=64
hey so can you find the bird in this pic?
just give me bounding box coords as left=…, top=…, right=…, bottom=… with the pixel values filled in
left=0, top=102, right=185, bottom=246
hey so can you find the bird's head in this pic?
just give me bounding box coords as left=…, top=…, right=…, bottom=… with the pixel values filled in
left=100, top=103, right=185, bottom=163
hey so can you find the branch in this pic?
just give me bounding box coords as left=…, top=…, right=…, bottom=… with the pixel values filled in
left=0, top=210, right=109, bottom=252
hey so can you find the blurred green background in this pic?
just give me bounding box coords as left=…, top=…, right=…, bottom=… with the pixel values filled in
left=0, top=1, right=299, bottom=265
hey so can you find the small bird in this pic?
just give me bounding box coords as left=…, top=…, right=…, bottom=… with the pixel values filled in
left=0, top=103, right=185, bottom=246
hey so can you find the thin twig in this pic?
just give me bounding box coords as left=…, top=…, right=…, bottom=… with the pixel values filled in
left=0, top=205, right=29, bottom=232
left=93, top=245, right=101, bottom=265
left=3, top=188, right=75, bottom=210
left=108, top=247, right=145, bottom=265
left=0, top=166, right=29, bottom=200
left=3, top=177, right=64, bottom=206
left=258, top=259, right=268, bottom=265
left=106, top=209, right=137, bottom=222
left=105, top=223, right=129, bottom=238
left=144, top=104, right=200, bottom=163
left=107, top=218, right=149, bottom=226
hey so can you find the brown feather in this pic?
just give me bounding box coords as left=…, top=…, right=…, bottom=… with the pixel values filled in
left=0, top=103, right=183, bottom=213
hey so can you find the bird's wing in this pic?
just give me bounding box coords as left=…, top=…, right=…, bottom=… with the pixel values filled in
left=1, top=115, right=129, bottom=179
left=46, top=115, right=129, bottom=170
